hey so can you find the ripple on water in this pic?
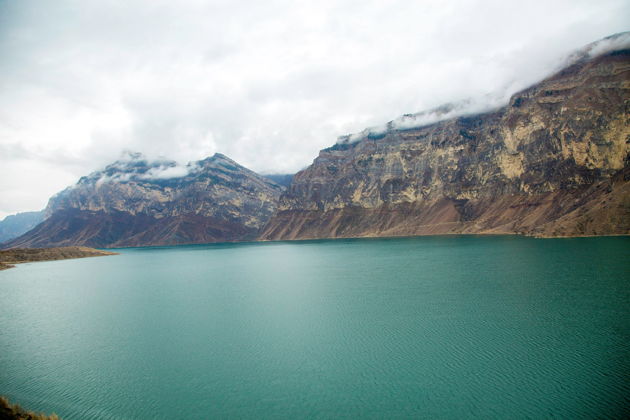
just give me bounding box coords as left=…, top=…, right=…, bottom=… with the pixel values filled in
left=0, top=236, right=629, bottom=419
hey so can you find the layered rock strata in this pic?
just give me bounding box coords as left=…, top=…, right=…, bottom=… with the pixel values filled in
left=6, top=153, right=283, bottom=248
left=261, top=47, right=630, bottom=240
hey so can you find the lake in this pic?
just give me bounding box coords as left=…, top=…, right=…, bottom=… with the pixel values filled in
left=1, top=236, right=628, bottom=419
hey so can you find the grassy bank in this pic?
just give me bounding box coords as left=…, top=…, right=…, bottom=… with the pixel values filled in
left=0, top=396, right=60, bottom=420
left=0, top=246, right=117, bottom=270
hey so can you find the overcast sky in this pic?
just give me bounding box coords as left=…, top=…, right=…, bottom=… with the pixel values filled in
left=0, top=0, right=628, bottom=218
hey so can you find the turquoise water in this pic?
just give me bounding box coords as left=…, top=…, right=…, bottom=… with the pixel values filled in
left=0, top=236, right=628, bottom=419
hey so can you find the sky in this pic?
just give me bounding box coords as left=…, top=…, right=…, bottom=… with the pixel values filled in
left=0, top=0, right=628, bottom=218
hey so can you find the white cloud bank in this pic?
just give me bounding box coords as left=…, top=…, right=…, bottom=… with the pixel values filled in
left=89, top=152, right=200, bottom=186
left=0, top=0, right=629, bottom=217
left=338, top=31, right=630, bottom=143
left=141, top=165, right=193, bottom=180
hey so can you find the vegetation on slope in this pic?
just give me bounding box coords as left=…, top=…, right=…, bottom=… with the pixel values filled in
left=0, top=396, right=60, bottom=420
left=0, top=246, right=117, bottom=270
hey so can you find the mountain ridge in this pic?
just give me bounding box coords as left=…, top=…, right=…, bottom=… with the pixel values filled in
left=4, top=33, right=629, bottom=248
left=6, top=153, right=283, bottom=248
left=259, top=44, right=630, bottom=240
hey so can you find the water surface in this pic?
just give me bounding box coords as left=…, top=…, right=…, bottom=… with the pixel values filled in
left=1, top=236, right=629, bottom=419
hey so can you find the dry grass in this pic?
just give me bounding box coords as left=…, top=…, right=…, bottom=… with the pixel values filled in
left=0, top=396, right=60, bottom=420
left=0, top=262, right=15, bottom=270
left=0, top=246, right=117, bottom=270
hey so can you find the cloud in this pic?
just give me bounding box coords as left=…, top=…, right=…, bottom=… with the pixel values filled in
left=93, top=163, right=196, bottom=185
left=0, top=0, right=629, bottom=217
left=546, top=31, right=630, bottom=75
left=586, top=31, right=630, bottom=57
left=338, top=91, right=536, bottom=143
left=89, top=152, right=200, bottom=185
left=140, top=164, right=194, bottom=180
left=389, top=96, right=508, bottom=131
left=339, top=30, right=630, bottom=141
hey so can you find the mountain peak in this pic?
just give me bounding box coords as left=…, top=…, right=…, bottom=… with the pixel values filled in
left=211, top=152, right=230, bottom=160
left=206, top=153, right=243, bottom=167
left=8, top=152, right=284, bottom=248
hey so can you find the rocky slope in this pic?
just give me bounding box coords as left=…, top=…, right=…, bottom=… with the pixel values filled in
left=5, top=153, right=283, bottom=248
left=260, top=38, right=630, bottom=240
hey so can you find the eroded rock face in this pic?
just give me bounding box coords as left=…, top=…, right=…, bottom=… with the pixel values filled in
left=7, top=153, right=283, bottom=248
left=261, top=48, right=630, bottom=240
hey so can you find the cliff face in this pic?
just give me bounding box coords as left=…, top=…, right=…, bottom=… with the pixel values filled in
left=6, top=153, right=283, bottom=248
left=260, top=48, right=630, bottom=240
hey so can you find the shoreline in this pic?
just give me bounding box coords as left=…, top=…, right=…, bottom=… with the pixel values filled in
left=0, top=246, right=118, bottom=271
left=0, top=395, right=59, bottom=419
left=99, top=231, right=630, bottom=250
left=3, top=232, right=628, bottom=255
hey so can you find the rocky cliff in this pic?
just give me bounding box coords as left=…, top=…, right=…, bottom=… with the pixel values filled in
left=6, top=153, right=283, bottom=248
left=260, top=40, right=630, bottom=240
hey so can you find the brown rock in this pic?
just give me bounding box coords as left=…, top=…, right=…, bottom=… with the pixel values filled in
left=5, top=154, right=284, bottom=248
left=261, top=46, right=630, bottom=240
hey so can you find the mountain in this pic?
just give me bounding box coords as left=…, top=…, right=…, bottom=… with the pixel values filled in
left=263, top=174, right=295, bottom=188
left=0, top=211, right=44, bottom=244
left=6, top=35, right=629, bottom=247
left=5, top=153, right=283, bottom=248
left=260, top=36, right=630, bottom=240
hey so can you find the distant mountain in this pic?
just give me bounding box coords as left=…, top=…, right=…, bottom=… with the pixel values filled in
left=263, top=174, right=294, bottom=188
left=260, top=34, right=630, bottom=240
left=5, top=153, right=283, bottom=248
left=0, top=211, right=44, bottom=244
